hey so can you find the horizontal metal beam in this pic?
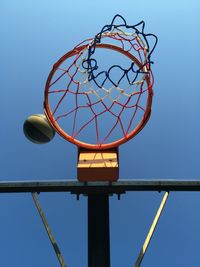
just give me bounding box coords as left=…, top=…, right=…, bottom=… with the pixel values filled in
left=0, top=180, right=200, bottom=194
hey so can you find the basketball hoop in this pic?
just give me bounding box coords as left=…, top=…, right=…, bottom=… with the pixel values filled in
left=44, top=15, right=157, bottom=150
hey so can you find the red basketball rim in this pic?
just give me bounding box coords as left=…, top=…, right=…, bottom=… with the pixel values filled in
left=44, top=43, right=153, bottom=150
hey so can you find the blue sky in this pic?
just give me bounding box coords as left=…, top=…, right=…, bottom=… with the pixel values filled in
left=1, top=0, right=200, bottom=266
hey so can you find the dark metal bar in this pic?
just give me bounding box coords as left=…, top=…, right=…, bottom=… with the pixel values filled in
left=88, top=194, right=110, bottom=267
left=0, top=180, right=200, bottom=194
left=32, top=193, right=67, bottom=267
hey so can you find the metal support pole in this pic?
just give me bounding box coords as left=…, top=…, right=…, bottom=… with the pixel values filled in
left=88, top=194, right=110, bottom=267
left=32, top=193, right=66, bottom=267
left=134, top=192, right=169, bottom=267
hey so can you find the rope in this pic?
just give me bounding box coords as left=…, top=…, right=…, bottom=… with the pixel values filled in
left=82, top=14, right=158, bottom=88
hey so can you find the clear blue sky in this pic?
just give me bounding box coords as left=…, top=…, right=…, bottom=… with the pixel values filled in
left=1, top=0, right=200, bottom=266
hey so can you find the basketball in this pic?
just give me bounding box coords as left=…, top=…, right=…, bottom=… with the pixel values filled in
left=23, top=114, right=56, bottom=144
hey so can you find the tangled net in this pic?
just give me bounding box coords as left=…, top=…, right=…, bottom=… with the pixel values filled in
left=44, top=15, right=158, bottom=149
